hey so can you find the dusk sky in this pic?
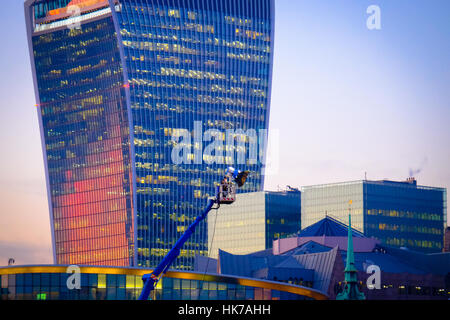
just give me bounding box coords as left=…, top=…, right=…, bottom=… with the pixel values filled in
left=0, top=0, right=449, bottom=265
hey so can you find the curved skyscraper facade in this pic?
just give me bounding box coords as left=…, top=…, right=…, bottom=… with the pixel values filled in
left=25, top=0, right=275, bottom=269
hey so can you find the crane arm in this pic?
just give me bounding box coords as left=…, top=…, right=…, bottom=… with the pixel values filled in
left=138, top=199, right=215, bottom=300
left=138, top=167, right=249, bottom=300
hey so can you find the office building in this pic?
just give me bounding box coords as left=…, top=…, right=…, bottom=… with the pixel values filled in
left=209, top=217, right=450, bottom=300
left=207, top=189, right=301, bottom=259
left=0, top=265, right=326, bottom=300
left=25, top=0, right=274, bottom=268
left=301, top=178, right=447, bottom=253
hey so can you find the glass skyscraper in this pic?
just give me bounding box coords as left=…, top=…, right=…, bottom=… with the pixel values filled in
left=208, top=190, right=301, bottom=259
left=25, top=0, right=274, bottom=269
left=301, top=179, right=447, bottom=253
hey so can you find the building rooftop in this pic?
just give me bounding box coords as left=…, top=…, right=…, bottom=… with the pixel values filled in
left=0, top=264, right=328, bottom=300
left=197, top=216, right=450, bottom=300
left=210, top=239, right=450, bottom=298
left=297, top=215, right=365, bottom=238
left=300, top=178, right=446, bottom=192
left=274, top=216, right=380, bottom=255
left=217, top=245, right=339, bottom=294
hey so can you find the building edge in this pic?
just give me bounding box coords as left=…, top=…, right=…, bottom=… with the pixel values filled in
left=24, top=0, right=57, bottom=264
left=261, top=0, right=275, bottom=190
left=107, top=0, right=138, bottom=267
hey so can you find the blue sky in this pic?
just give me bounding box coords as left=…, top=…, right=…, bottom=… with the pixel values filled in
left=0, top=0, right=449, bottom=265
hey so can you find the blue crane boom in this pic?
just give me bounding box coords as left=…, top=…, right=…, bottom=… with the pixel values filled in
left=138, top=167, right=249, bottom=300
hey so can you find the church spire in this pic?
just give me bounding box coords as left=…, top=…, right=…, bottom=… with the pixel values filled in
left=336, top=201, right=365, bottom=300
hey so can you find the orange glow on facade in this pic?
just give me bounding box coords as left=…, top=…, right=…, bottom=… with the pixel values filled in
left=53, top=125, right=134, bottom=266
left=29, top=13, right=135, bottom=267
left=47, top=0, right=108, bottom=16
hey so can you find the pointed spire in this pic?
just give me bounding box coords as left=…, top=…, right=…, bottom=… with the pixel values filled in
left=345, top=213, right=357, bottom=273
left=336, top=201, right=365, bottom=300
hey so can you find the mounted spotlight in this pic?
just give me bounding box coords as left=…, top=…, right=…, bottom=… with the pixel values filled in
left=218, top=167, right=250, bottom=204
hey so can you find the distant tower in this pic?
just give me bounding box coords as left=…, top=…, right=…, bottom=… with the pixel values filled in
left=336, top=211, right=365, bottom=300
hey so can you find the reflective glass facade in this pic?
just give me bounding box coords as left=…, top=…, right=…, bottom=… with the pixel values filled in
left=26, top=2, right=135, bottom=266
left=208, top=191, right=301, bottom=258
left=301, top=182, right=365, bottom=232
left=116, top=0, right=274, bottom=269
left=25, top=0, right=274, bottom=269
left=265, top=190, right=302, bottom=246
left=0, top=266, right=324, bottom=300
left=301, top=180, right=447, bottom=253
left=363, top=181, right=446, bottom=253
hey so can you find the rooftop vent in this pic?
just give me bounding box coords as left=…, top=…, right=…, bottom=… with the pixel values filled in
left=405, top=177, right=417, bottom=185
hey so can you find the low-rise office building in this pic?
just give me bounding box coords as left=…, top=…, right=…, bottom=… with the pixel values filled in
left=301, top=178, right=447, bottom=253
left=200, top=217, right=450, bottom=300
left=207, top=189, right=301, bottom=259
left=0, top=265, right=327, bottom=300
